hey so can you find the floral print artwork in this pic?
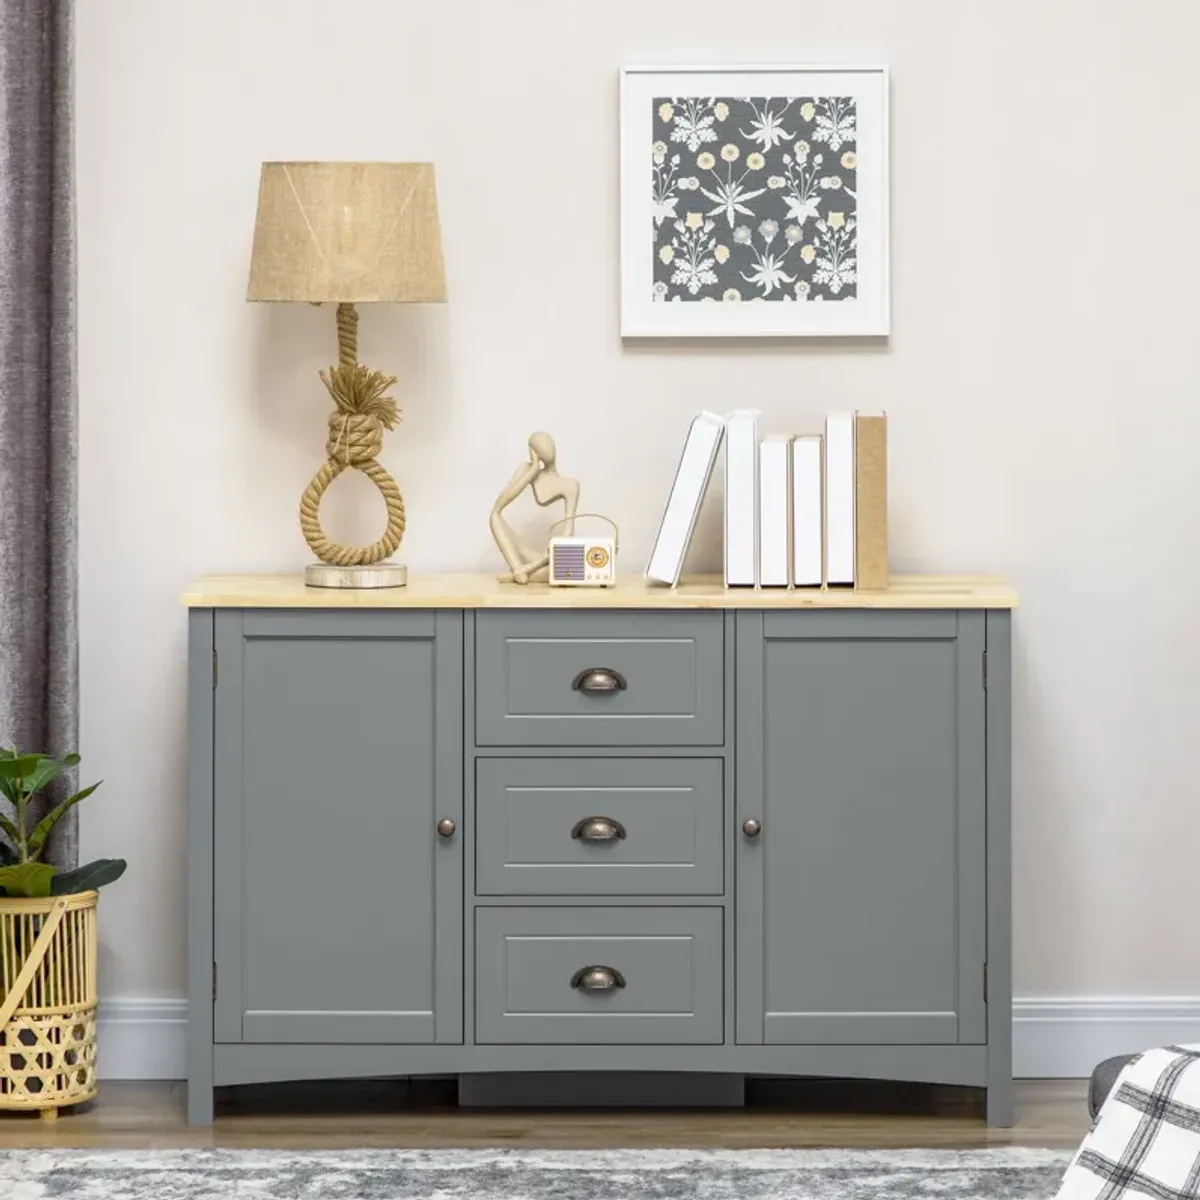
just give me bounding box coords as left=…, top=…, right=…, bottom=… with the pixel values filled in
left=652, top=97, right=858, bottom=304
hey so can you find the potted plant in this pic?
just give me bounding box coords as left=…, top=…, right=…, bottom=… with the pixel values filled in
left=0, top=749, right=126, bottom=1120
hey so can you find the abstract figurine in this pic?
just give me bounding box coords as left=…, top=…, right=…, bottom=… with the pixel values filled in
left=490, top=433, right=580, bottom=584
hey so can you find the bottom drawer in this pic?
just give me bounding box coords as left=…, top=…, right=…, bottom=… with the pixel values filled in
left=474, top=907, right=724, bottom=1045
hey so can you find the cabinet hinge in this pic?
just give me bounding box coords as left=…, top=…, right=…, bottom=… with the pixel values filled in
left=983, top=962, right=989, bottom=1002
left=982, top=650, right=988, bottom=689
left=212, top=648, right=218, bottom=689
left=212, top=962, right=218, bottom=1002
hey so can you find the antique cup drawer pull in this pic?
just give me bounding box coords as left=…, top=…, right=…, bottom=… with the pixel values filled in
left=570, top=965, right=626, bottom=992
left=571, top=816, right=627, bottom=842
left=571, top=668, right=627, bottom=695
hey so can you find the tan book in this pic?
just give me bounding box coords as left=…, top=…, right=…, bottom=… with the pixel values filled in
left=854, top=413, right=888, bottom=590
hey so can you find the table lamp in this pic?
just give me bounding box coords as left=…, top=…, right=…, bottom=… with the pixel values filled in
left=247, top=161, right=446, bottom=588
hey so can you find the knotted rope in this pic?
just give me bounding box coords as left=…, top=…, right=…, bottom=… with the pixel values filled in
left=298, top=303, right=406, bottom=566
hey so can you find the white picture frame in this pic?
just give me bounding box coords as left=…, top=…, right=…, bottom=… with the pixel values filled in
left=620, top=65, right=890, bottom=338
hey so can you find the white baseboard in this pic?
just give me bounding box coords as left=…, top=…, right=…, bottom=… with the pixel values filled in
left=1012, top=997, right=1200, bottom=1079
left=98, top=997, right=187, bottom=1081
left=96, top=995, right=1200, bottom=1082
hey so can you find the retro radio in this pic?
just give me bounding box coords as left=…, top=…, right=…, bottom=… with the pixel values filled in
left=547, top=514, right=618, bottom=587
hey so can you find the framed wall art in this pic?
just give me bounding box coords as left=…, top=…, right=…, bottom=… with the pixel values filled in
left=620, top=65, right=889, bottom=338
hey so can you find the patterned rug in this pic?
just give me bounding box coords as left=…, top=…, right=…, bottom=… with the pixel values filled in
left=0, top=1147, right=1073, bottom=1198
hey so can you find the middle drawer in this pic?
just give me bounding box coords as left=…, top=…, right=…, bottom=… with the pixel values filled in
left=475, top=758, right=725, bottom=896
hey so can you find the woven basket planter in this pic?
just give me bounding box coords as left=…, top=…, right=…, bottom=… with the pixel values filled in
left=0, top=891, right=98, bottom=1119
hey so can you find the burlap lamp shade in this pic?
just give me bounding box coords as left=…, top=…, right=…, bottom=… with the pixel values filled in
left=247, top=162, right=447, bottom=588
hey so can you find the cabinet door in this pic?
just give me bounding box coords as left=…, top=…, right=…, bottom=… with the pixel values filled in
left=736, top=611, right=986, bottom=1046
left=212, top=611, right=463, bottom=1045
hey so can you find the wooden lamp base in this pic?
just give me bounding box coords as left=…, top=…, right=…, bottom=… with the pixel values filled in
left=304, top=563, right=408, bottom=590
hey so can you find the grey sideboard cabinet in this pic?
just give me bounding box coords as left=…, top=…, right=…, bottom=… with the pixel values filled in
left=183, top=573, right=1016, bottom=1126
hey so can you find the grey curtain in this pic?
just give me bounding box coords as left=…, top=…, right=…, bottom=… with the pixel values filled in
left=0, top=0, right=78, bottom=869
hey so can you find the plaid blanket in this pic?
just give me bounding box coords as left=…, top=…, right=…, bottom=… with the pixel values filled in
left=1057, top=1046, right=1200, bottom=1198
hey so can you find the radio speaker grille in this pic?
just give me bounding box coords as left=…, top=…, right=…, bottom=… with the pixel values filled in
left=551, top=543, right=587, bottom=581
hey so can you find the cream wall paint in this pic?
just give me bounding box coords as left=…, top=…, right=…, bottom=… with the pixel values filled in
left=77, top=0, right=1200, bottom=1005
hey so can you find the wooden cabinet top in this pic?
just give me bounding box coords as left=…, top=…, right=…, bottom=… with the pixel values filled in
left=182, top=573, right=1017, bottom=610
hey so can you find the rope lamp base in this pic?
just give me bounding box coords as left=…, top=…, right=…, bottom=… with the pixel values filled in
left=302, top=302, right=409, bottom=590
left=304, top=562, right=409, bottom=589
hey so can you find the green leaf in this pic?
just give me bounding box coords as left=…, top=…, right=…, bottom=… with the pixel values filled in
left=0, top=760, right=21, bottom=803
left=27, top=782, right=100, bottom=856
left=0, top=811, right=19, bottom=848
left=0, top=862, right=57, bottom=898
left=0, top=749, right=19, bottom=805
left=23, top=753, right=80, bottom=797
left=51, top=858, right=126, bottom=895
left=20, top=760, right=61, bottom=797
left=0, top=754, right=48, bottom=782
left=0, top=754, right=47, bottom=798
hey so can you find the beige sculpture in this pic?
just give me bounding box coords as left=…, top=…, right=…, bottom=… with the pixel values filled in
left=490, top=433, right=580, bottom=584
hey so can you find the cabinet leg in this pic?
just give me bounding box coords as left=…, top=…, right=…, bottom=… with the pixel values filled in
left=986, top=1080, right=1013, bottom=1127
left=187, top=1082, right=214, bottom=1126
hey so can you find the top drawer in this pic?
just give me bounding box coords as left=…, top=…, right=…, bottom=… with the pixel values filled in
left=474, top=612, right=724, bottom=746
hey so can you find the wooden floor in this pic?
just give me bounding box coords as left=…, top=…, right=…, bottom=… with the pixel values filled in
left=0, top=1078, right=1089, bottom=1150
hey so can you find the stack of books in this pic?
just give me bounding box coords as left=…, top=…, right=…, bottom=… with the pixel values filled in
left=645, top=410, right=888, bottom=590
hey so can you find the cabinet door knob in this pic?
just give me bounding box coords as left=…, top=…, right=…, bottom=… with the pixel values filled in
left=571, top=816, right=627, bottom=842
left=742, top=818, right=762, bottom=838
left=436, top=818, right=457, bottom=839
left=571, top=965, right=626, bottom=992
left=572, top=668, right=627, bottom=695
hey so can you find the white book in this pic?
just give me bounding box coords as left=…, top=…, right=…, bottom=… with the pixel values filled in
left=758, top=438, right=790, bottom=587
left=825, top=412, right=856, bottom=586
left=724, top=409, right=761, bottom=586
left=790, top=435, right=823, bottom=586
left=645, top=411, right=726, bottom=586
